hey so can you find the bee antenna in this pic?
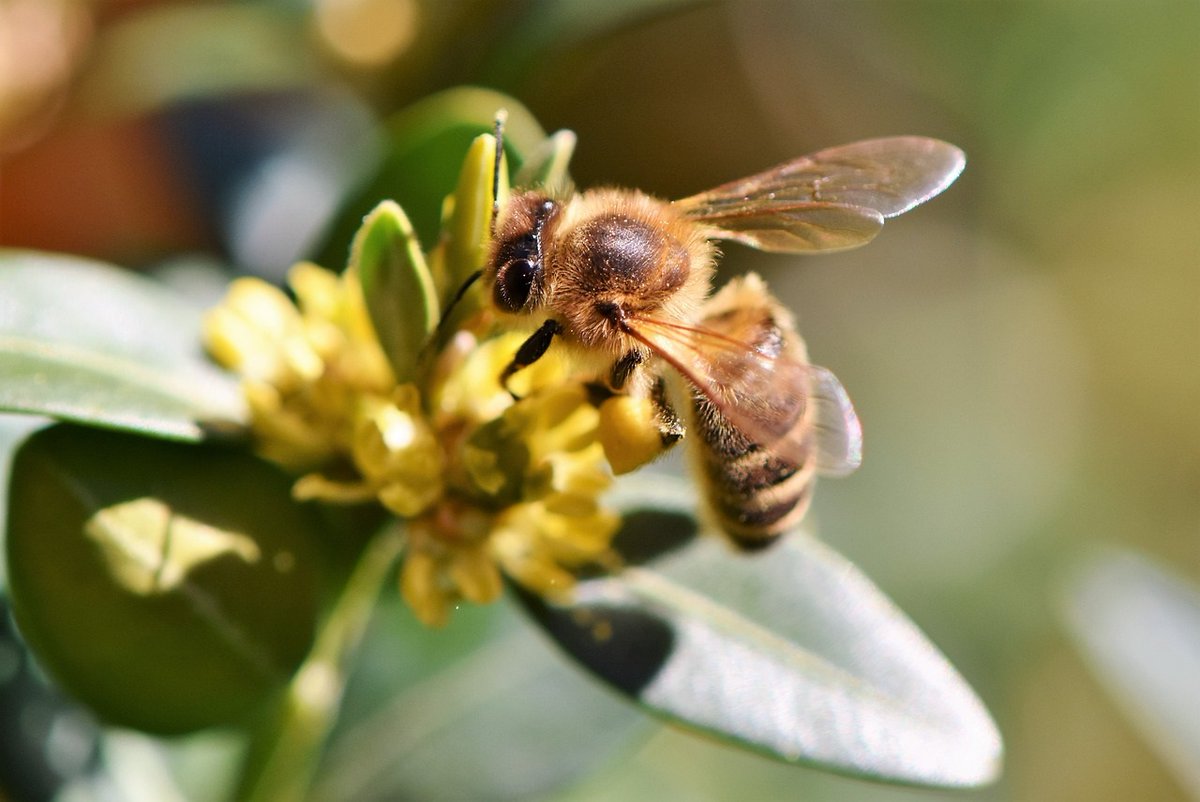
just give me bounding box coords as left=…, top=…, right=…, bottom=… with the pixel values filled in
left=491, top=109, right=507, bottom=236
left=441, top=269, right=483, bottom=325
left=422, top=268, right=484, bottom=363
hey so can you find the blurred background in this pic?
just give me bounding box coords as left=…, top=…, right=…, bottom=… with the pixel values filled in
left=1, top=1, right=1198, bottom=800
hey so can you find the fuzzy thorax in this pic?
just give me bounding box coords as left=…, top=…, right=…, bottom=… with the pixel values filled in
left=547, top=188, right=715, bottom=350
left=488, top=187, right=716, bottom=370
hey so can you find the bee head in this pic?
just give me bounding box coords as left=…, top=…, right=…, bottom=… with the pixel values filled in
left=489, top=193, right=559, bottom=314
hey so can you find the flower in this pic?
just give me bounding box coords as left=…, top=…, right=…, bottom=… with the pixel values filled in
left=205, top=223, right=625, bottom=627
left=391, top=382, right=620, bottom=626
left=397, top=340, right=620, bottom=625
left=203, top=262, right=394, bottom=470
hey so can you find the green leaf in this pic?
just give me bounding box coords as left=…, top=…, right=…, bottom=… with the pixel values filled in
left=440, top=132, right=509, bottom=298
left=312, top=605, right=647, bottom=802
left=0, top=250, right=246, bottom=441
left=0, top=414, right=45, bottom=586
left=1061, top=550, right=1200, bottom=798
left=351, top=202, right=438, bottom=383
left=5, top=424, right=323, bottom=734
left=514, top=129, right=577, bottom=192
left=314, top=87, right=545, bottom=267
left=518, top=474, right=1003, bottom=787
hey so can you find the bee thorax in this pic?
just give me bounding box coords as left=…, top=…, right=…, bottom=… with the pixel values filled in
left=557, top=205, right=693, bottom=316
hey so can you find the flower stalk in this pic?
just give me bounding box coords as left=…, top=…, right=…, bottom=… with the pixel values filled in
left=238, top=524, right=405, bottom=802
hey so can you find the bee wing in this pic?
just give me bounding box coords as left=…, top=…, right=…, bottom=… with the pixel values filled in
left=626, top=315, right=863, bottom=476
left=804, top=367, right=863, bottom=477
left=672, top=136, right=965, bottom=253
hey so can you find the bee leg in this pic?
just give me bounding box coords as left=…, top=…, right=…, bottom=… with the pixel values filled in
left=608, top=349, right=644, bottom=392
left=501, top=319, right=562, bottom=398
left=650, top=376, right=685, bottom=446
left=606, top=351, right=683, bottom=447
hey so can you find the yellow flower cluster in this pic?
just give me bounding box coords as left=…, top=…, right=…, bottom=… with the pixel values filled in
left=203, top=262, right=394, bottom=470
left=204, top=267, right=621, bottom=627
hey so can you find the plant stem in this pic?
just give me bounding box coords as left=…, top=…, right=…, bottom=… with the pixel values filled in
left=237, top=524, right=405, bottom=802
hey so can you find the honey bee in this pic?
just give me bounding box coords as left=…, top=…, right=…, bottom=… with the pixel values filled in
left=484, top=136, right=965, bottom=548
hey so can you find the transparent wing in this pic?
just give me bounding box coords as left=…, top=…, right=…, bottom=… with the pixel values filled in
left=806, top=368, right=863, bottom=476
left=626, top=315, right=862, bottom=475
left=681, top=202, right=885, bottom=253
left=672, top=136, right=965, bottom=253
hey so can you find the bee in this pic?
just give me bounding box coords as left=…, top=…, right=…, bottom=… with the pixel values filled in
left=484, top=136, right=965, bottom=548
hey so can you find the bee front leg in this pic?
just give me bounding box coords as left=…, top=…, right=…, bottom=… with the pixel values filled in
left=501, top=319, right=562, bottom=397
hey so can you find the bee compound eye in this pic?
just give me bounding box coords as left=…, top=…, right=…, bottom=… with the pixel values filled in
left=496, top=258, right=538, bottom=312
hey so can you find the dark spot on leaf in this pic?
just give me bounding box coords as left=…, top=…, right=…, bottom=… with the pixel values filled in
left=515, top=587, right=675, bottom=697
left=609, top=509, right=698, bottom=567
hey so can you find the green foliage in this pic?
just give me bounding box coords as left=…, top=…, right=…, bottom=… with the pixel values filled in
left=514, top=129, right=577, bottom=192
left=311, top=599, right=647, bottom=802
left=351, top=200, right=438, bottom=384
left=440, top=132, right=509, bottom=298
left=0, top=251, right=246, bottom=441
left=6, top=424, right=322, bottom=734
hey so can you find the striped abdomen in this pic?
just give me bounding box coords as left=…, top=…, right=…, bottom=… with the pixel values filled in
left=685, top=278, right=817, bottom=550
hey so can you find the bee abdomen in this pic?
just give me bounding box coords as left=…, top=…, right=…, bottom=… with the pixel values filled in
left=692, top=395, right=815, bottom=551
left=712, top=481, right=814, bottom=551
